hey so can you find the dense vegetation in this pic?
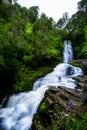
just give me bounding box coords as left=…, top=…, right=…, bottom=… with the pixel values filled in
left=0, top=0, right=87, bottom=95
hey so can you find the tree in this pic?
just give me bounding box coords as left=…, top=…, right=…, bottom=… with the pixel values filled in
left=57, top=12, right=70, bottom=29
left=32, top=13, right=63, bottom=65
left=78, top=0, right=87, bottom=12
left=27, top=6, right=39, bottom=23
left=81, top=26, right=87, bottom=58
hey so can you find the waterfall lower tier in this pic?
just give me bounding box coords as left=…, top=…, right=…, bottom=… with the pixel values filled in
left=0, top=63, right=83, bottom=130
left=33, top=63, right=83, bottom=90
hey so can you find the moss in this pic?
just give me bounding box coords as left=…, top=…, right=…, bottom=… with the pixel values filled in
left=39, top=102, right=47, bottom=112
left=77, top=102, right=84, bottom=107
left=69, top=61, right=83, bottom=68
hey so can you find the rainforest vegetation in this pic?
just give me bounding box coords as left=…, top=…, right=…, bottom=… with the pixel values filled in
left=0, top=0, right=87, bottom=95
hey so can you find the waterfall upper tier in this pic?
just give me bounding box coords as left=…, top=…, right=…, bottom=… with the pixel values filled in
left=63, top=40, right=73, bottom=63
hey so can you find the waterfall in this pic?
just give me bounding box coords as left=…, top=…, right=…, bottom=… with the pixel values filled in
left=63, top=40, right=73, bottom=63
left=0, top=41, right=83, bottom=130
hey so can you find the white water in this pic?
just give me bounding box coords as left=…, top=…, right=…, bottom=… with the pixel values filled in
left=0, top=41, right=83, bottom=130
left=63, top=40, right=73, bottom=63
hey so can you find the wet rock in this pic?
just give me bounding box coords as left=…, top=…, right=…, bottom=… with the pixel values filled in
left=73, top=59, right=87, bottom=74
left=75, top=75, right=87, bottom=92
left=80, top=92, right=87, bottom=104
left=32, top=85, right=85, bottom=129
left=47, top=87, right=83, bottom=110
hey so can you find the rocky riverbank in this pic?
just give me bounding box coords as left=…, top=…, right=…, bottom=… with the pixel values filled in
left=32, top=61, right=87, bottom=130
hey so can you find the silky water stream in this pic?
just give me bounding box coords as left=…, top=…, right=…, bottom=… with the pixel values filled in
left=0, top=40, right=83, bottom=130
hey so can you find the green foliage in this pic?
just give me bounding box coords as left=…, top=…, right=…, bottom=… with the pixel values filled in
left=0, top=1, right=63, bottom=93
left=25, top=22, right=33, bottom=41
left=27, top=6, right=39, bottom=23
left=65, top=113, right=87, bottom=130
left=0, top=0, right=87, bottom=94
left=81, top=26, right=87, bottom=57
left=0, top=55, right=5, bottom=67
left=69, top=61, right=83, bottom=68
left=33, top=14, right=63, bottom=64
left=39, top=102, right=47, bottom=112
left=13, top=66, right=53, bottom=92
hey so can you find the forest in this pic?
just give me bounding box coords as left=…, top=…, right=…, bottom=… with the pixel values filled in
left=0, top=0, right=87, bottom=96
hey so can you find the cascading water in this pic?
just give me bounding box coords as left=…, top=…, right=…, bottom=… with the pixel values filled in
left=63, top=40, right=73, bottom=63
left=0, top=41, right=83, bottom=130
